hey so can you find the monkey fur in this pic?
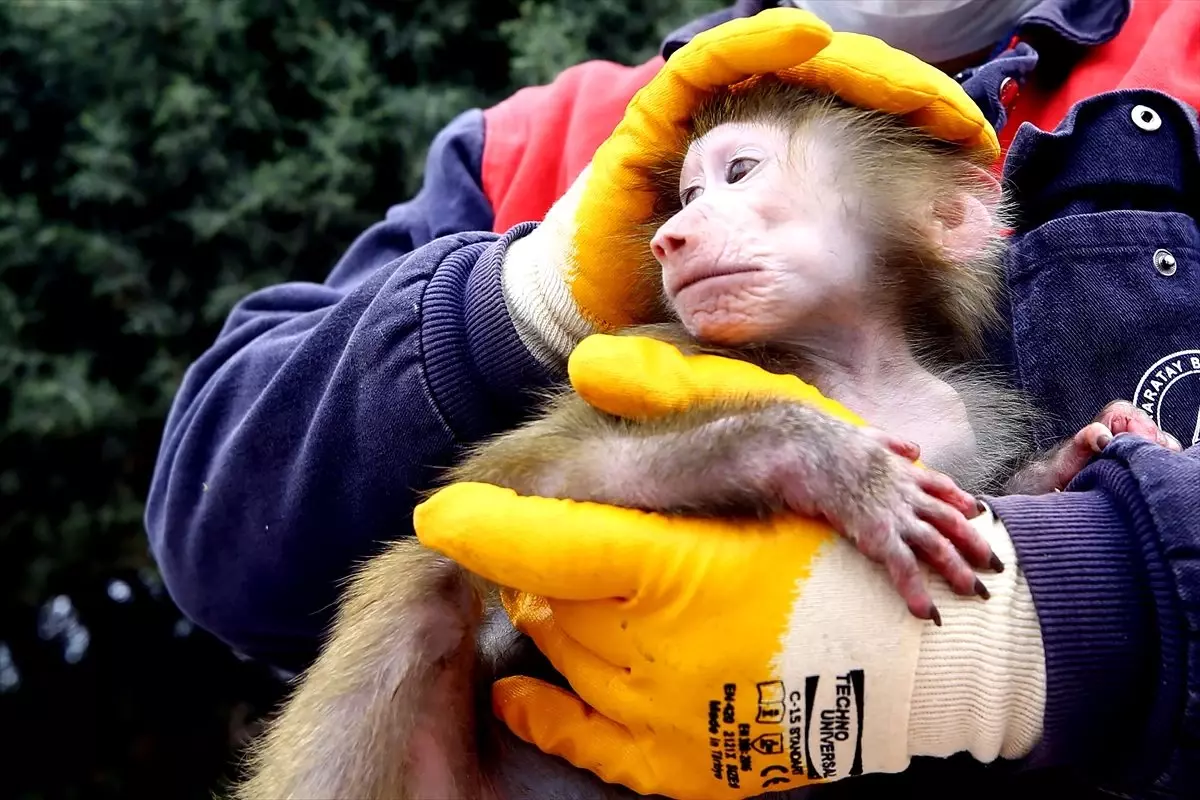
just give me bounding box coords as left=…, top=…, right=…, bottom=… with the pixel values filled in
left=230, top=80, right=1155, bottom=800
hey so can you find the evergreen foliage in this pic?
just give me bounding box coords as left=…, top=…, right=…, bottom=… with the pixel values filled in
left=0, top=0, right=720, bottom=795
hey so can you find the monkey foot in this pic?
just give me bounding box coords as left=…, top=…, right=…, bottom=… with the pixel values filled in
left=1042, top=400, right=1181, bottom=492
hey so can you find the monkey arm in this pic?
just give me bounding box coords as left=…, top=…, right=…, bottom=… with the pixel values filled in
left=449, top=391, right=854, bottom=513
left=456, top=391, right=995, bottom=623
left=453, top=391, right=887, bottom=516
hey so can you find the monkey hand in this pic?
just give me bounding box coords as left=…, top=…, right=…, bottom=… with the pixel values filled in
left=791, top=421, right=998, bottom=624
left=414, top=487, right=1045, bottom=800
left=1006, top=400, right=1183, bottom=494
left=569, top=333, right=1000, bottom=624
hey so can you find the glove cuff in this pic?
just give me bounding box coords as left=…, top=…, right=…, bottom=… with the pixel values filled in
left=501, top=167, right=599, bottom=368
left=907, top=507, right=1046, bottom=763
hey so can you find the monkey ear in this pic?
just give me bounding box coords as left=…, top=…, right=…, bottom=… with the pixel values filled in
left=929, top=165, right=1003, bottom=260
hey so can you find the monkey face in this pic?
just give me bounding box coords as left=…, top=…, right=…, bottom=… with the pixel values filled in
left=651, top=120, right=876, bottom=347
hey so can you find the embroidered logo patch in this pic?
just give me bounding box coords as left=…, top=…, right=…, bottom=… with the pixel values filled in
left=1134, top=349, right=1200, bottom=446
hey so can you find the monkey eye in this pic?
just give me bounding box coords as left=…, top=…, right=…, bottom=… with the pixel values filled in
left=725, top=157, right=758, bottom=184
left=680, top=185, right=702, bottom=206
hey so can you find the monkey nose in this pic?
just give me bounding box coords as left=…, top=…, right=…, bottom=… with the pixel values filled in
left=651, top=233, right=688, bottom=262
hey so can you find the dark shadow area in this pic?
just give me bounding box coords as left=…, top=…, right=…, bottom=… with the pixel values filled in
left=1, top=572, right=287, bottom=800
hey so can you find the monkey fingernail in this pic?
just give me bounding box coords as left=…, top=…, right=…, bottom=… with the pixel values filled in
left=989, top=553, right=1005, bottom=573
left=1096, top=431, right=1113, bottom=449
left=972, top=496, right=988, bottom=517
left=974, top=579, right=990, bottom=600
left=929, top=605, right=943, bottom=627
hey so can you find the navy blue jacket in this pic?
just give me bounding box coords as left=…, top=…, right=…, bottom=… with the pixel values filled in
left=145, top=0, right=1200, bottom=794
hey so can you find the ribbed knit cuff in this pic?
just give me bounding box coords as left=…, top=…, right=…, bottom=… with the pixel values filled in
left=422, top=224, right=563, bottom=442
left=987, top=489, right=1156, bottom=774
left=501, top=168, right=598, bottom=368
left=907, top=507, right=1045, bottom=763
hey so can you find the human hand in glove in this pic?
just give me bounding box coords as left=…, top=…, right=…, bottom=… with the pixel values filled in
left=414, top=334, right=1047, bottom=800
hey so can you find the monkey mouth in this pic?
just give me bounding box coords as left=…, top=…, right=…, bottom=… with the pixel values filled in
left=668, top=266, right=761, bottom=296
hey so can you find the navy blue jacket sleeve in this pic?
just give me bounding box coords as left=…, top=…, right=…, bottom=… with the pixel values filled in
left=990, top=437, right=1200, bottom=795
left=144, top=110, right=561, bottom=673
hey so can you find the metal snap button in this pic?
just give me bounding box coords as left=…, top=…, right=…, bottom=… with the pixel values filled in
left=1153, top=248, right=1177, bottom=276
left=1131, top=104, right=1162, bottom=131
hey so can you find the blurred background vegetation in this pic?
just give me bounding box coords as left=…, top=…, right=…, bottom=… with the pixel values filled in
left=0, top=0, right=720, bottom=796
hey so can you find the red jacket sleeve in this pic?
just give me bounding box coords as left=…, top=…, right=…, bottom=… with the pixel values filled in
left=481, top=57, right=665, bottom=232
left=1001, top=0, right=1200, bottom=151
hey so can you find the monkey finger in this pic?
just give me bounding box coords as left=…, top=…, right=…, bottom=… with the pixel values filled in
left=911, top=467, right=978, bottom=518
left=862, top=428, right=921, bottom=462
left=858, top=534, right=939, bottom=624
left=1095, top=400, right=1158, bottom=442
left=902, top=517, right=985, bottom=599
left=492, top=677, right=654, bottom=795
left=1075, top=422, right=1114, bottom=454
left=911, top=494, right=997, bottom=571
left=1149, top=426, right=1178, bottom=450
left=1091, top=403, right=1177, bottom=450
left=1093, top=399, right=1136, bottom=424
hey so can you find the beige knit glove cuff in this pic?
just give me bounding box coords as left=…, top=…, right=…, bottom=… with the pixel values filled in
left=908, top=506, right=1047, bottom=762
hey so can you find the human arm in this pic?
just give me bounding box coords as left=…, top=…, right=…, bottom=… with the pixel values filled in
left=987, top=438, right=1200, bottom=796
left=144, top=218, right=562, bottom=674
left=143, top=107, right=569, bottom=673
left=142, top=31, right=734, bottom=672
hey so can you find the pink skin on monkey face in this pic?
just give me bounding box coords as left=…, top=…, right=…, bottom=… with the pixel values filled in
left=650, top=121, right=875, bottom=346
left=650, top=121, right=1001, bottom=348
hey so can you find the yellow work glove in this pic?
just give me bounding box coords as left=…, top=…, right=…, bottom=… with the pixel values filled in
left=499, top=10, right=833, bottom=368
left=565, top=333, right=867, bottom=427
left=500, top=6, right=997, bottom=368
left=414, top=335, right=1047, bottom=800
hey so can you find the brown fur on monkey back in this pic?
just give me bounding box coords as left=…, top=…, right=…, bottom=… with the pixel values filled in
left=231, top=539, right=493, bottom=800
left=625, top=77, right=1013, bottom=362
